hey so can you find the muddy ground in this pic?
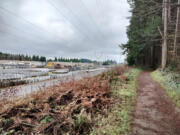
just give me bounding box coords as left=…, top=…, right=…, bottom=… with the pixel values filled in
left=132, top=72, right=180, bottom=135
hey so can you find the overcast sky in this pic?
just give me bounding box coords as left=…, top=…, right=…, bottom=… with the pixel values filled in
left=0, top=0, right=131, bottom=63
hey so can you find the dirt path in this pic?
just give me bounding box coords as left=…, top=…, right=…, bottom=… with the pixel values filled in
left=132, top=72, right=180, bottom=135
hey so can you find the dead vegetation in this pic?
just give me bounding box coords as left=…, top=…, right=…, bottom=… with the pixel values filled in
left=0, top=66, right=129, bottom=135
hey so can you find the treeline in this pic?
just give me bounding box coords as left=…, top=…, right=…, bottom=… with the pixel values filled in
left=52, top=58, right=117, bottom=65
left=123, top=0, right=180, bottom=69
left=0, top=52, right=96, bottom=63
left=0, top=52, right=46, bottom=62
left=50, top=57, right=94, bottom=63
left=102, top=60, right=117, bottom=65
left=0, top=52, right=117, bottom=65
left=122, top=0, right=162, bottom=67
left=0, top=52, right=92, bottom=63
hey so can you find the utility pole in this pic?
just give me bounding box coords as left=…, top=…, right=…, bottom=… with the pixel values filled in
left=162, top=0, right=168, bottom=70
left=173, top=0, right=180, bottom=58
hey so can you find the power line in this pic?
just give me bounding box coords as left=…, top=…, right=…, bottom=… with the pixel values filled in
left=96, top=0, right=107, bottom=24
left=0, top=12, right=58, bottom=45
left=0, top=28, right=72, bottom=55
left=97, top=0, right=106, bottom=21
left=79, top=0, right=105, bottom=39
left=0, top=29, right=48, bottom=47
left=0, top=21, right=68, bottom=47
left=0, top=6, right=70, bottom=44
left=0, top=7, right=77, bottom=55
left=60, top=0, right=101, bottom=42
left=95, top=0, right=108, bottom=38
left=0, top=0, right=105, bottom=55
left=46, top=0, right=96, bottom=43
left=95, top=0, right=103, bottom=23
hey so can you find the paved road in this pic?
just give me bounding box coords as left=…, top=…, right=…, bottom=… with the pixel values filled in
left=0, top=68, right=107, bottom=101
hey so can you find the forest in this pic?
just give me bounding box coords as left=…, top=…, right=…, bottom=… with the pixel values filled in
left=0, top=52, right=46, bottom=62
left=123, top=0, right=180, bottom=70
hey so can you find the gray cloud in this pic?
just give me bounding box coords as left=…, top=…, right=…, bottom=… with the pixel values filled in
left=0, top=0, right=131, bottom=63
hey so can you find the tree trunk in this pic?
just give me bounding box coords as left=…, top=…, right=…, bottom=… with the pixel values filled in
left=162, top=0, right=168, bottom=70
left=162, top=0, right=165, bottom=22
left=168, top=0, right=171, bottom=22
left=173, top=0, right=180, bottom=58
left=151, top=46, right=154, bottom=67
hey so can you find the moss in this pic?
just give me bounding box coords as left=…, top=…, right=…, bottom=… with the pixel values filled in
left=40, top=116, right=54, bottom=124
left=151, top=70, right=180, bottom=108
left=91, top=69, right=141, bottom=135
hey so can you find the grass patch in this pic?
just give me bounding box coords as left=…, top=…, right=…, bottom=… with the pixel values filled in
left=91, top=68, right=141, bottom=135
left=151, top=70, right=180, bottom=107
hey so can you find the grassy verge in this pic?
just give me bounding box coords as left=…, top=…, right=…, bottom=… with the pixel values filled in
left=91, top=68, right=141, bottom=135
left=151, top=70, right=180, bottom=107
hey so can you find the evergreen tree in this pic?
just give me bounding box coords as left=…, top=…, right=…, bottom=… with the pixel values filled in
left=54, top=57, right=57, bottom=62
left=122, top=0, right=162, bottom=66
left=40, top=56, right=46, bottom=62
